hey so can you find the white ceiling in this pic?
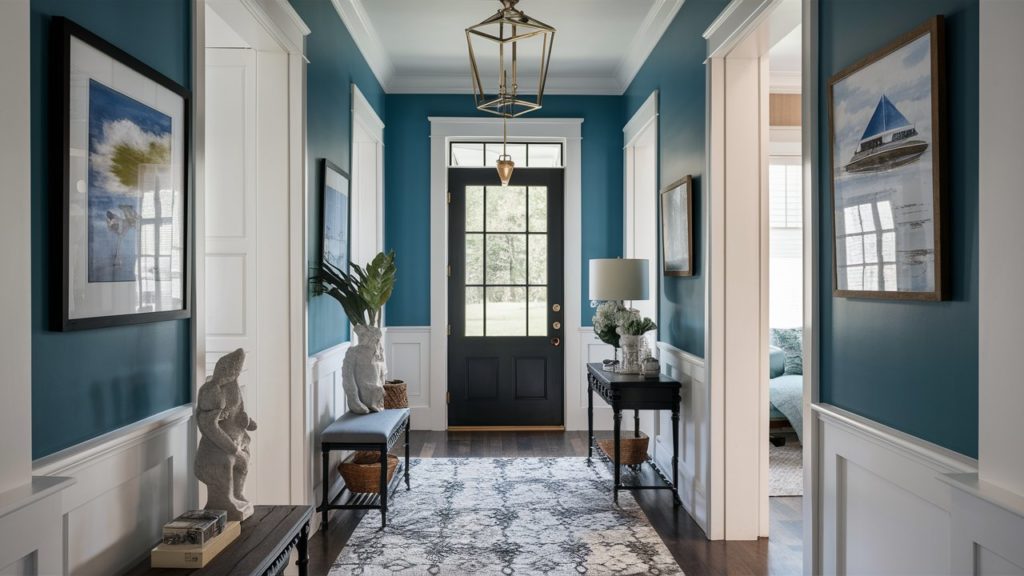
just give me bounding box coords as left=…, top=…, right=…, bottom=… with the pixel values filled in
left=332, top=0, right=685, bottom=95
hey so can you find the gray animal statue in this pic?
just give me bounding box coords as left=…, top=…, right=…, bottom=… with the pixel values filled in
left=195, top=348, right=257, bottom=521
left=342, top=325, right=386, bottom=414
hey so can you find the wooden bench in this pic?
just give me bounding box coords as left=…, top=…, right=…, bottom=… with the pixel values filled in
left=318, top=408, right=410, bottom=531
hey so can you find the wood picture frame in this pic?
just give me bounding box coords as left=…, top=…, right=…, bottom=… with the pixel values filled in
left=320, top=159, right=351, bottom=275
left=53, top=17, right=192, bottom=330
left=661, top=175, right=694, bottom=277
left=828, top=15, right=947, bottom=300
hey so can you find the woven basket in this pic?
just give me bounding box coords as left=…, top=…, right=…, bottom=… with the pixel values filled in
left=383, top=380, right=408, bottom=409
left=338, top=451, right=399, bottom=493
left=597, top=432, right=649, bottom=466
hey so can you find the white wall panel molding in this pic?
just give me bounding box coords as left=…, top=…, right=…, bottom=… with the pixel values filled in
left=29, top=405, right=193, bottom=575
left=944, top=473, right=1024, bottom=575
left=656, top=342, right=708, bottom=534
left=0, top=477, right=71, bottom=576
left=570, top=328, right=614, bottom=431
left=384, top=327, right=431, bottom=427
left=814, top=403, right=976, bottom=576
left=306, top=342, right=350, bottom=533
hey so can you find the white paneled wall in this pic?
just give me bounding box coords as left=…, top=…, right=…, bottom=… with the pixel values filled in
left=814, top=404, right=977, bottom=576
left=29, top=406, right=192, bottom=575
left=306, top=342, right=349, bottom=532
left=384, top=328, right=431, bottom=427
left=656, top=342, right=708, bottom=533
left=572, top=328, right=615, bottom=431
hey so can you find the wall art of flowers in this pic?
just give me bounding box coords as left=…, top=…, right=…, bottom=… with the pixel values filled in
left=87, top=79, right=171, bottom=283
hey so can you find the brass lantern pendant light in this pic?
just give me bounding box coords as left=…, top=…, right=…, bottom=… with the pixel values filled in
left=466, top=0, right=555, bottom=185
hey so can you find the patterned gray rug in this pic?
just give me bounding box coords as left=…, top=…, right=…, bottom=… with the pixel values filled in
left=329, top=457, right=683, bottom=575
left=769, top=441, right=803, bottom=497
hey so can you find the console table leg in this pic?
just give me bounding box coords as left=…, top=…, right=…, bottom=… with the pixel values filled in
left=671, top=408, right=681, bottom=506
left=587, top=377, right=594, bottom=460
left=379, top=446, right=388, bottom=528
left=404, top=418, right=411, bottom=490
left=634, top=409, right=640, bottom=438
left=296, top=521, right=310, bottom=576
left=613, top=409, right=621, bottom=502
left=320, top=449, right=330, bottom=532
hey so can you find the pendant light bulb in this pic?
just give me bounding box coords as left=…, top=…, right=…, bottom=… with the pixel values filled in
left=497, top=155, right=514, bottom=186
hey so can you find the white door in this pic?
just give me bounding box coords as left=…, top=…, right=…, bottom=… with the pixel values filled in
left=350, top=86, right=384, bottom=268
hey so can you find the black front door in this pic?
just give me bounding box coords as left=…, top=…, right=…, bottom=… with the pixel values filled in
left=448, top=168, right=565, bottom=427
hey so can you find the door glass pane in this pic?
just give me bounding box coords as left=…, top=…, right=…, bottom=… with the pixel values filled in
left=485, top=143, right=527, bottom=167
left=451, top=143, right=483, bottom=167
left=528, top=287, right=547, bottom=336
left=528, top=235, right=547, bottom=285
left=528, top=187, right=547, bottom=232
left=528, top=144, right=562, bottom=167
left=485, top=234, right=526, bottom=284
left=466, top=287, right=484, bottom=336
left=466, top=186, right=484, bottom=232
left=486, top=287, right=526, bottom=336
left=485, top=186, right=526, bottom=231
left=466, top=233, right=484, bottom=284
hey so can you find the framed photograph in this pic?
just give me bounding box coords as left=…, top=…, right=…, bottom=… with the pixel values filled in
left=320, top=160, right=350, bottom=273
left=53, top=18, right=191, bottom=330
left=828, top=16, right=946, bottom=300
left=661, top=176, right=693, bottom=276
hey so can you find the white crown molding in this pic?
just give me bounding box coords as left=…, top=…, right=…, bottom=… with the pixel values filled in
left=330, top=0, right=395, bottom=90
left=615, top=0, right=686, bottom=92
left=335, top=0, right=684, bottom=96
left=388, top=73, right=623, bottom=96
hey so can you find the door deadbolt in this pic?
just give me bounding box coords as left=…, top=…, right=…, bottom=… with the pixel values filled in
left=551, top=337, right=561, bottom=347
left=552, top=321, right=562, bottom=330
left=552, top=303, right=561, bottom=312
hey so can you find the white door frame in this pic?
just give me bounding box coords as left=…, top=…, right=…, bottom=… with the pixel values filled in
left=350, top=83, right=385, bottom=272
left=704, top=0, right=818, bottom=550
left=192, top=0, right=310, bottom=505
left=428, top=117, right=583, bottom=432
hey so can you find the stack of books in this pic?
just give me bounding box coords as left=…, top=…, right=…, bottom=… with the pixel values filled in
left=151, top=510, right=240, bottom=569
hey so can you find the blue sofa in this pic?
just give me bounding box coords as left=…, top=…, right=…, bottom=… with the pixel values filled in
left=769, top=345, right=803, bottom=443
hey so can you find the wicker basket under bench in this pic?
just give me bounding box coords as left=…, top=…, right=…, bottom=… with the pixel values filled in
left=318, top=408, right=410, bottom=530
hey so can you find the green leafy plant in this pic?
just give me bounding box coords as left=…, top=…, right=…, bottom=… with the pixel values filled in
left=312, top=251, right=396, bottom=328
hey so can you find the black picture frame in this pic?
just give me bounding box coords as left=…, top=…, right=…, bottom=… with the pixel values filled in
left=53, top=17, right=192, bottom=330
left=320, top=159, right=351, bottom=275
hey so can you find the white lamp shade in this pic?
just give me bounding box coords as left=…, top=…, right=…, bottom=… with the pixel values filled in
left=589, top=258, right=649, bottom=301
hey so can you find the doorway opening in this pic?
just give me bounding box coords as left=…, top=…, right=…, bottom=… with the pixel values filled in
left=446, top=142, right=565, bottom=429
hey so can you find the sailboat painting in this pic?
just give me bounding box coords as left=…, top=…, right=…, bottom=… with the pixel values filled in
left=829, top=16, right=945, bottom=300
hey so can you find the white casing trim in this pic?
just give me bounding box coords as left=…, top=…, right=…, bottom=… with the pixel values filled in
left=623, top=90, right=659, bottom=148
left=429, top=117, right=583, bottom=431
left=306, top=341, right=350, bottom=534
left=703, top=0, right=776, bottom=58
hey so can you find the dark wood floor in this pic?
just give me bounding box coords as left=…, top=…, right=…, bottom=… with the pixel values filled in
left=307, top=431, right=803, bottom=576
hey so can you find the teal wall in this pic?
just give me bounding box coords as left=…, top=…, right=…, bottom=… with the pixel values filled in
left=383, top=94, right=624, bottom=327
left=622, top=0, right=728, bottom=358
left=817, top=0, right=979, bottom=457
left=31, top=0, right=192, bottom=459
left=290, top=0, right=385, bottom=355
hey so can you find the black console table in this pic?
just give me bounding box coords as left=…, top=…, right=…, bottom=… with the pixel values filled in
left=587, top=363, right=683, bottom=505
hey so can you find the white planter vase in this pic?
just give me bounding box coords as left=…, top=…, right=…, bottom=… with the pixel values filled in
left=342, top=325, right=386, bottom=414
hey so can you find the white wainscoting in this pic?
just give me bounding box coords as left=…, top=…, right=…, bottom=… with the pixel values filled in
left=943, top=473, right=1024, bottom=576
left=570, top=328, right=614, bottom=431
left=30, top=405, right=193, bottom=575
left=306, top=341, right=349, bottom=533
left=655, top=342, right=709, bottom=534
left=814, top=403, right=978, bottom=575
left=0, top=477, right=72, bottom=576
left=384, top=327, right=431, bottom=427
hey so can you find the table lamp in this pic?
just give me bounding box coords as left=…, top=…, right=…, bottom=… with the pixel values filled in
left=589, top=258, right=649, bottom=368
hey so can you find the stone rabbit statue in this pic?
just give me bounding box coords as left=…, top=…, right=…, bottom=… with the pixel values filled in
left=342, top=324, right=386, bottom=414
left=195, top=348, right=257, bottom=521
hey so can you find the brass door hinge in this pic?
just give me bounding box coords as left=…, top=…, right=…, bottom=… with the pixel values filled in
left=447, top=324, right=452, bottom=336
left=447, top=391, right=451, bottom=404
left=447, top=264, right=452, bottom=277
left=447, top=191, right=451, bottom=204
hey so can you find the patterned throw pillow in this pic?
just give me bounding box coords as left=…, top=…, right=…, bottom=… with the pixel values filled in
left=770, top=328, right=803, bottom=375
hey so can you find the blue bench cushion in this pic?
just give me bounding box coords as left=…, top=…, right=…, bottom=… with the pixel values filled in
left=322, top=408, right=409, bottom=444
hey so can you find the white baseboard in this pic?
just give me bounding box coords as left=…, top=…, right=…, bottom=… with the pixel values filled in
left=29, top=405, right=193, bottom=575
left=655, top=342, right=708, bottom=534
left=814, top=403, right=977, bottom=575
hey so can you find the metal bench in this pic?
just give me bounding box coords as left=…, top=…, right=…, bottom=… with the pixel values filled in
left=317, top=408, right=410, bottom=530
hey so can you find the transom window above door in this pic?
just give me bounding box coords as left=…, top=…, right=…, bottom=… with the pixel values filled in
left=449, top=142, right=563, bottom=168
